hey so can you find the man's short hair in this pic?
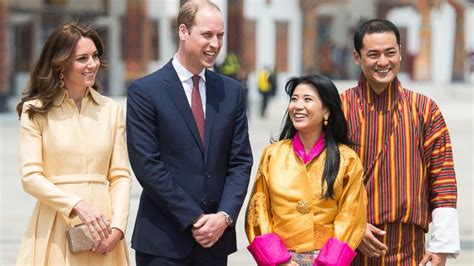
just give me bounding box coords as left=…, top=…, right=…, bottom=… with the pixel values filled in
left=177, top=0, right=221, bottom=33
left=353, top=19, right=400, bottom=55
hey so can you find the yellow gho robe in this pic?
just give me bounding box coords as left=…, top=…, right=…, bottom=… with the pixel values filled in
left=245, top=139, right=367, bottom=252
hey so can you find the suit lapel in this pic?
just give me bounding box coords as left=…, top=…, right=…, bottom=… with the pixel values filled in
left=163, top=63, right=205, bottom=154
left=204, top=70, right=224, bottom=162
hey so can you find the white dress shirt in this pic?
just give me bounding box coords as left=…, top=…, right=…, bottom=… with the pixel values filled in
left=427, top=207, right=461, bottom=258
left=172, top=55, right=207, bottom=116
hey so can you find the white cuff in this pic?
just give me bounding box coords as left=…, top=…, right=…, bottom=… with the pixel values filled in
left=427, top=207, right=461, bottom=258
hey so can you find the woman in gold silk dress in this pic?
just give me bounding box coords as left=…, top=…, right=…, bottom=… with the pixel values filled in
left=16, top=22, right=131, bottom=265
left=245, top=74, right=367, bottom=265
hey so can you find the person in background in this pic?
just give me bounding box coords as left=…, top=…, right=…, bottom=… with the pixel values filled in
left=126, top=0, right=253, bottom=265
left=218, top=52, right=240, bottom=81
left=257, top=66, right=272, bottom=118
left=246, top=74, right=367, bottom=265
left=341, top=18, right=460, bottom=265
left=237, top=68, right=250, bottom=116
left=217, top=53, right=251, bottom=116
left=16, top=22, right=131, bottom=265
left=268, top=67, right=278, bottom=98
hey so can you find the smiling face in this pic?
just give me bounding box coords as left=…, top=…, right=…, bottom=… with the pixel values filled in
left=353, top=32, right=401, bottom=94
left=289, top=83, right=329, bottom=136
left=177, top=5, right=224, bottom=74
left=63, top=37, right=100, bottom=92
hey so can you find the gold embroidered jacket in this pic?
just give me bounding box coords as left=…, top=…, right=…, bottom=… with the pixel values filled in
left=245, top=139, right=367, bottom=252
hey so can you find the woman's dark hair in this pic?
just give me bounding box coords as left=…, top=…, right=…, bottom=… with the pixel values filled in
left=277, top=74, right=349, bottom=198
left=353, top=18, right=400, bottom=55
left=16, top=22, right=107, bottom=119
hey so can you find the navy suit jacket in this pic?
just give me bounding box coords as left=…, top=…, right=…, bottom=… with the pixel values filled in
left=126, top=61, right=253, bottom=258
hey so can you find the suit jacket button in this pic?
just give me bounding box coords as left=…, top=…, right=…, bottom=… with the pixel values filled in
left=201, top=198, right=207, bottom=205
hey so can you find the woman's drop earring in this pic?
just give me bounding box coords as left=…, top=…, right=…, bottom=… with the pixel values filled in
left=59, top=72, right=65, bottom=89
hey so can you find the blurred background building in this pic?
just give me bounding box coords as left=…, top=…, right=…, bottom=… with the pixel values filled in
left=1, top=0, right=473, bottom=112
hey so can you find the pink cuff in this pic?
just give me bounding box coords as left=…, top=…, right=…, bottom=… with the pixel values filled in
left=247, top=233, right=292, bottom=266
left=313, top=238, right=356, bottom=266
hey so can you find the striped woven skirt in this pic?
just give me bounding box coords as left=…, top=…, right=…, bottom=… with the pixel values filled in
left=289, top=250, right=320, bottom=266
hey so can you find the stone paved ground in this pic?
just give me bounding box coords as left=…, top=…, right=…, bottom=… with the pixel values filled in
left=1, top=81, right=472, bottom=265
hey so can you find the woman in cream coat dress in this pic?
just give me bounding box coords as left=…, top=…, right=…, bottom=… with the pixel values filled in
left=16, top=22, right=131, bottom=265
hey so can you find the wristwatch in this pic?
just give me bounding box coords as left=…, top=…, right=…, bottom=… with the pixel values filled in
left=219, top=211, right=233, bottom=226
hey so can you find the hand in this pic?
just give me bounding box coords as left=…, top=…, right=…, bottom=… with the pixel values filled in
left=419, top=252, right=448, bottom=266
left=72, top=200, right=112, bottom=251
left=358, top=223, right=388, bottom=257
left=95, top=228, right=123, bottom=254
left=278, top=259, right=298, bottom=266
left=192, top=213, right=228, bottom=248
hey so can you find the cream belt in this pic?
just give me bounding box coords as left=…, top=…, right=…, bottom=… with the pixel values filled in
left=48, top=174, right=107, bottom=184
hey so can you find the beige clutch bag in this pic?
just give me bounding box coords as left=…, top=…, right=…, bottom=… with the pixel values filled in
left=66, top=223, right=94, bottom=253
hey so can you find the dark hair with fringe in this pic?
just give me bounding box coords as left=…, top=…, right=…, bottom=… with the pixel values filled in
left=16, top=22, right=107, bottom=119
left=277, top=74, right=349, bottom=198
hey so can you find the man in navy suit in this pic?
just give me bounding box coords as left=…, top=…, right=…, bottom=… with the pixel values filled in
left=126, top=1, right=253, bottom=265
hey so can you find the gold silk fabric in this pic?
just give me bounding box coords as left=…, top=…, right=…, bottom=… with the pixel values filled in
left=245, top=139, right=367, bottom=252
